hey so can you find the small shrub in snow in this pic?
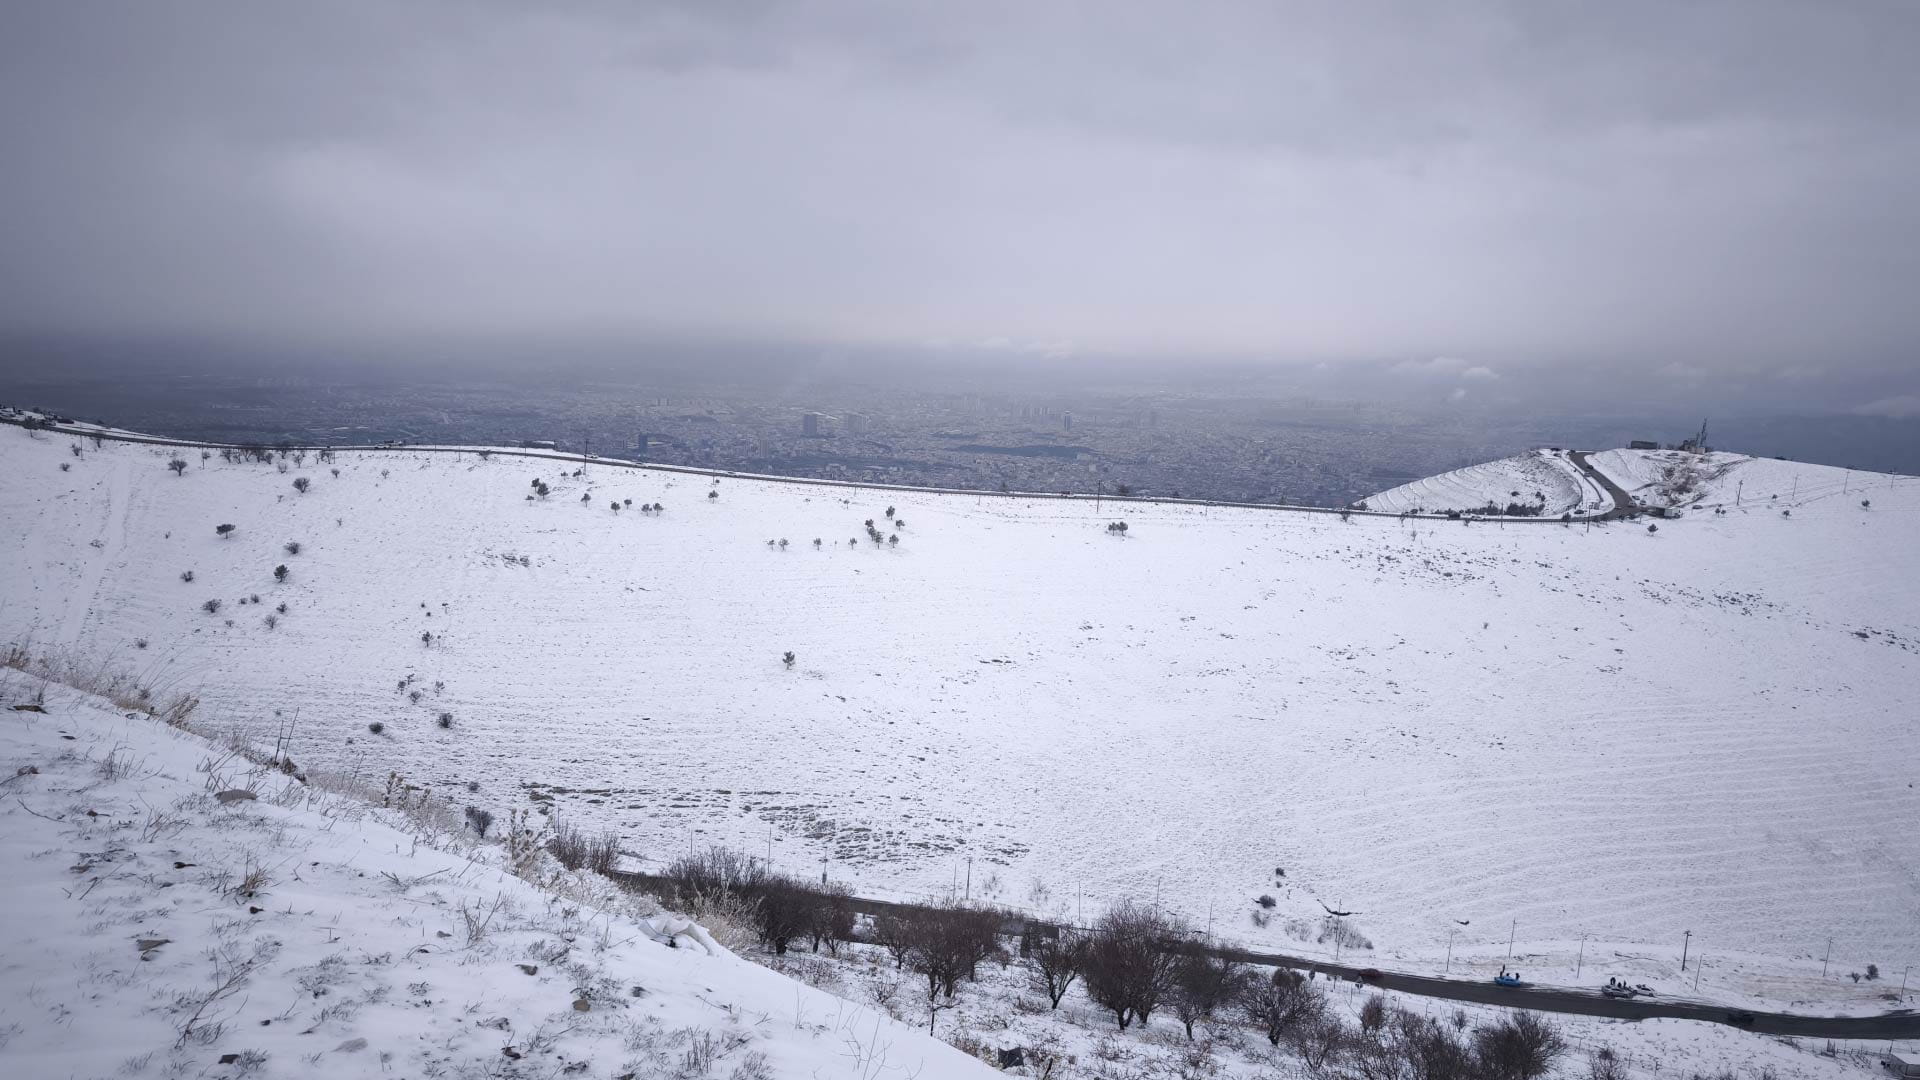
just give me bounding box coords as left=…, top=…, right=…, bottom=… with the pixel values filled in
left=273, top=564, right=288, bottom=582
left=548, top=821, right=620, bottom=875
left=215, top=523, right=235, bottom=538
left=263, top=614, right=278, bottom=630
left=275, top=601, right=287, bottom=614
left=181, top=570, right=195, bottom=583
left=782, top=650, right=795, bottom=668
left=292, top=476, right=310, bottom=493
left=464, top=805, right=494, bottom=837
left=330, top=467, right=340, bottom=478
left=367, top=721, right=384, bottom=735
left=284, top=541, right=301, bottom=555
left=168, top=458, right=187, bottom=475
left=436, top=711, right=453, bottom=729
left=202, top=598, right=222, bottom=614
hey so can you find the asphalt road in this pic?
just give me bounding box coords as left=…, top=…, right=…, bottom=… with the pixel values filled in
left=1568, top=449, right=1639, bottom=520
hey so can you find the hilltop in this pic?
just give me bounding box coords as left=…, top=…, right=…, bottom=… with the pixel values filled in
left=1, top=420, right=1916, bottom=1019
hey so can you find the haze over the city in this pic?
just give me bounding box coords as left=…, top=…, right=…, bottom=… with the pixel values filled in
left=2, top=0, right=1918, bottom=426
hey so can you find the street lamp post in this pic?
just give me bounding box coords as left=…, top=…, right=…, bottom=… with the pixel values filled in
left=1681, top=930, right=1692, bottom=972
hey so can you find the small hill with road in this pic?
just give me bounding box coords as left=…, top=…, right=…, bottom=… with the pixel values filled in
left=1360, top=448, right=1607, bottom=517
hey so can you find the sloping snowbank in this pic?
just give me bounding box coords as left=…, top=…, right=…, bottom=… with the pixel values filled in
left=0, top=679, right=995, bottom=1080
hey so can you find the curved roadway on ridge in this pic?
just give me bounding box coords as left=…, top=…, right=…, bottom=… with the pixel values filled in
left=1569, top=449, right=1638, bottom=520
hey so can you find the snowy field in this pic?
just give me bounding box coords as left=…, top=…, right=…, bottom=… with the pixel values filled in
left=1360, top=450, right=1605, bottom=517
left=1, top=425, right=1916, bottom=1016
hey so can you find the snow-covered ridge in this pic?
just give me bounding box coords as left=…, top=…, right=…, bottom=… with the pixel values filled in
left=0, top=674, right=992, bottom=1080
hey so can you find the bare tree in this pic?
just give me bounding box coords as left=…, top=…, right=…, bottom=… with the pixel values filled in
left=1081, top=900, right=1186, bottom=1030
left=1472, top=1011, right=1566, bottom=1080
left=1240, top=968, right=1325, bottom=1046
left=869, top=913, right=916, bottom=971
left=1171, top=950, right=1245, bottom=1039
left=1028, top=927, right=1089, bottom=1008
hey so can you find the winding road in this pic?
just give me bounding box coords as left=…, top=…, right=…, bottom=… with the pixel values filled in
left=1568, top=450, right=1638, bottom=520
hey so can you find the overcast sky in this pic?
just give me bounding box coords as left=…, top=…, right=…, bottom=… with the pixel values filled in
left=2, top=1, right=1916, bottom=413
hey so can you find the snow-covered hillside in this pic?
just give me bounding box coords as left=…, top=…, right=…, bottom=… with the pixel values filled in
left=0, top=677, right=994, bottom=1080
left=2, top=424, right=1917, bottom=1011
left=1360, top=449, right=1606, bottom=517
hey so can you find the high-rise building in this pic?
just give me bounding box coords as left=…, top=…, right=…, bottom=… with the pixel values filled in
left=1062, top=411, right=1073, bottom=432
left=802, top=412, right=820, bottom=437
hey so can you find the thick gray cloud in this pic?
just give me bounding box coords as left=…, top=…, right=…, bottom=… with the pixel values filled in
left=2, top=0, right=1916, bottom=390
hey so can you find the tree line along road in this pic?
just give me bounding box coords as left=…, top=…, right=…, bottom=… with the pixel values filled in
left=606, top=873, right=1918, bottom=1041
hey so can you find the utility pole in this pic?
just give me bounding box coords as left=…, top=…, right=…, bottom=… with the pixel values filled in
left=1694, top=956, right=1704, bottom=993
left=1901, top=966, right=1909, bottom=995
left=1507, top=919, right=1516, bottom=961
left=1681, top=930, right=1692, bottom=972
left=964, top=856, right=972, bottom=901
left=1446, top=928, right=1457, bottom=975
left=1576, top=934, right=1587, bottom=979
left=1822, top=937, right=1832, bottom=978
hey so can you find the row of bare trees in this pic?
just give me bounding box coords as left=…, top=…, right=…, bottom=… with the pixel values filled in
left=651, top=852, right=1564, bottom=1078
left=1024, top=900, right=1564, bottom=1078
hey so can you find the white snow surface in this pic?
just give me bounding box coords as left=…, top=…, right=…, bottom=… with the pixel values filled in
left=1361, top=450, right=1604, bottom=517
left=0, top=681, right=995, bottom=1080
left=3, top=427, right=1918, bottom=1006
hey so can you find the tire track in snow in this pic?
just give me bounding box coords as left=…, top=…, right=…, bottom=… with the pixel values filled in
left=56, top=454, right=131, bottom=649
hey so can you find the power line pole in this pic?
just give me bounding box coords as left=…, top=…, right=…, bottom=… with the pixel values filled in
left=1576, top=934, right=1587, bottom=979
left=1694, top=956, right=1704, bottom=993
left=1507, top=919, right=1516, bottom=961
left=1681, top=930, right=1692, bottom=972
left=1446, top=928, right=1456, bottom=975
left=1822, top=937, right=1832, bottom=978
